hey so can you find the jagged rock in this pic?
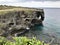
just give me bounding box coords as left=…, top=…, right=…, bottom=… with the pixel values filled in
left=0, top=9, right=44, bottom=37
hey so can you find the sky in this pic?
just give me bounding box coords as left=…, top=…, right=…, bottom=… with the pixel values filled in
left=0, top=0, right=60, bottom=8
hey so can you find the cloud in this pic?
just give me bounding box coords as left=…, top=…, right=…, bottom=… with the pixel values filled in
left=16, top=0, right=60, bottom=2
left=1, top=1, right=60, bottom=8
left=0, top=0, right=60, bottom=3
left=30, top=0, right=60, bottom=1
left=0, top=0, right=60, bottom=8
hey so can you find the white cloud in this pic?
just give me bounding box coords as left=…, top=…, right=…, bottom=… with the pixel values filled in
left=0, top=0, right=60, bottom=8
left=0, top=0, right=18, bottom=3
left=4, top=1, right=60, bottom=8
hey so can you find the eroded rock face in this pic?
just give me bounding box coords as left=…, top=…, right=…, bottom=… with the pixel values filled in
left=0, top=10, right=44, bottom=37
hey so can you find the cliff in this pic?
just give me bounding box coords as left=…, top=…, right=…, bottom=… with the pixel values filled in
left=0, top=5, right=44, bottom=37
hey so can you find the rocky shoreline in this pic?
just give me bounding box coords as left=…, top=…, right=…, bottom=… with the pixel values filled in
left=0, top=9, right=44, bottom=37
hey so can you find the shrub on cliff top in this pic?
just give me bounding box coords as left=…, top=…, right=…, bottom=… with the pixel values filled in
left=0, top=37, right=48, bottom=45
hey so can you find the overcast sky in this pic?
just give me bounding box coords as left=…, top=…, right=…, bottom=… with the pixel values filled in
left=0, top=0, right=60, bottom=8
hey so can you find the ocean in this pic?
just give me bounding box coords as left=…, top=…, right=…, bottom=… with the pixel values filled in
left=24, top=8, right=60, bottom=44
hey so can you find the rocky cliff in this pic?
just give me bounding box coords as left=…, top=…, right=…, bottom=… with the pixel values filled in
left=0, top=7, right=44, bottom=37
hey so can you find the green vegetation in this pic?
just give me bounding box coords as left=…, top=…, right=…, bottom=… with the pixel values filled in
left=0, top=5, right=43, bottom=15
left=0, top=37, right=48, bottom=45
left=0, top=5, right=17, bottom=10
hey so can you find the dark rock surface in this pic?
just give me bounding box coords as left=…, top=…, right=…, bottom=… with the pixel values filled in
left=0, top=9, right=44, bottom=37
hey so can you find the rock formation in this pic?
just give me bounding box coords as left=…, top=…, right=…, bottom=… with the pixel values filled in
left=0, top=9, right=44, bottom=37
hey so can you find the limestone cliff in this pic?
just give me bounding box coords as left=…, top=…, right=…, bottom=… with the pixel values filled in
left=0, top=7, right=44, bottom=37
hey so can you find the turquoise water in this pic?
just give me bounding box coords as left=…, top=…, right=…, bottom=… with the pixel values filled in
left=44, top=8, right=60, bottom=37
left=24, top=8, right=60, bottom=43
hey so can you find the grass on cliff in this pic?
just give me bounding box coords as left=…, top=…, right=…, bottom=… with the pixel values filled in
left=0, top=5, right=43, bottom=15
left=0, top=8, right=42, bottom=15
left=0, top=37, right=48, bottom=45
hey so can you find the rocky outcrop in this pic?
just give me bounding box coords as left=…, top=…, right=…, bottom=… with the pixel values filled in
left=0, top=9, right=44, bottom=37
